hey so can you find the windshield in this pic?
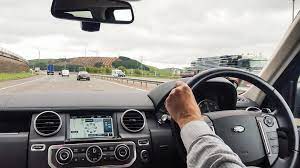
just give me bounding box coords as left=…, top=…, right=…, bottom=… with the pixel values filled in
left=0, top=0, right=296, bottom=94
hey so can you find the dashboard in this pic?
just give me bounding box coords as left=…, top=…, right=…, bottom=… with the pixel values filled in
left=157, top=78, right=237, bottom=114
left=193, top=78, right=237, bottom=113
left=0, top=78, right=241, bottom=168
left=198, top=99, right=220, bottom=113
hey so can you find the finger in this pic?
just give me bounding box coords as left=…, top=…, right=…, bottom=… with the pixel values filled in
left=169, top=88, right=176, bottom=96
left=175, top=81, right=186, bottom=87
left=181, top=84, right=190, bottom=91
left=165, top=98, right=172, bottom=113
left=165, top=96, right=170, bottom=104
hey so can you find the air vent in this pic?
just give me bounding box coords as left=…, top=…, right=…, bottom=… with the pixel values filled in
left=121, top=109, right=145, bottom=133
left=34, top=111, right=62, bottom=136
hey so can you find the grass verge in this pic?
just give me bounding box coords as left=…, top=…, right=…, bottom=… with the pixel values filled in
left=0, top=72, right=34, bottom=81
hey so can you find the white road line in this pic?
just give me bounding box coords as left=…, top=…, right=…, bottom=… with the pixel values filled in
left=100, top=79, right=147, bottom=92
left=0, top=76, right=45, bottom=91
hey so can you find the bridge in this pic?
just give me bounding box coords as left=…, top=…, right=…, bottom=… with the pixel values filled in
left=0, top=47, right=29, bottom=73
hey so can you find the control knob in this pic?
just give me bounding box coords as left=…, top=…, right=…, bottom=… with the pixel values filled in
left=86, top=145, right=103, bottom=163
left=56, top=147, right=73, bottom=165
left=115, top=144, right=130, bottom=161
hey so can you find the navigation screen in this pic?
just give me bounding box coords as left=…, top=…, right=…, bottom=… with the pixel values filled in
left=70, top=115, right=114, bottom=139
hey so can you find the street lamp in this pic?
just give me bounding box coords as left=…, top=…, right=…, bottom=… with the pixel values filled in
left=36, top=48, right=40, bottom=62
left=292, top=0, right=296, bottom=21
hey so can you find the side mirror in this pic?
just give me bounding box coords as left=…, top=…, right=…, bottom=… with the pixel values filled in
left=51, top=0, right=134, bottom=24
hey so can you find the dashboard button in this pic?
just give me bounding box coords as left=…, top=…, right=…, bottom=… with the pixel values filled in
left=72, top=148, right=79, bottom=153
left=109, top=156, right=116, bottom=161
left=73, top=157, right=79, bottom=163
left=86, top=145, right=102, bottom=163
left=269, top=139, right=279, bottom=146
left=79, top=147, right=87, bottom=153
left=140, top=150, right=150, bottom=163
left=271, top=146, right=279, bottom=154
left=267, top=131, right=278, bottom=140
left=80, top=156, right=86, bottom=162
left=108, top=146, right=115, bottom=151
left=31, top=144, right=46, bottom=151
left=138, top=139, right=149, bottom=146
left=56, top=147, right=73, bottom=165
left=264, top=116, right=274, bottom=127
left=102, top=156, right=108, bottom=161
left=115, top=144, right=130, bottom=161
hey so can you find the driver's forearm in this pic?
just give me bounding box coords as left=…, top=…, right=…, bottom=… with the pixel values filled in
left=180, top=120, right=246, bottom=168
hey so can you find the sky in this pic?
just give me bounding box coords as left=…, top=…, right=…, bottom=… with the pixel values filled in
left=0, top=0, right=298, bottom=68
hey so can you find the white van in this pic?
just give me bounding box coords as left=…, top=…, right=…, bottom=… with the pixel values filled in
left=61, top=69, right=70, bottom=77
left=112, top=69, right=125, bottom=77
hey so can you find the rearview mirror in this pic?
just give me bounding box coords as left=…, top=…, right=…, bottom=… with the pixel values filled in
left=51, top=0, right=134, bottom=24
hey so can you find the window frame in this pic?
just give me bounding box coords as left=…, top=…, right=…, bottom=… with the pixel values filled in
left=271, top=52, right=300, bottom=118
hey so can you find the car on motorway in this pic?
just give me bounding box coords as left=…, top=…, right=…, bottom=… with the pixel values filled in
left=77, top=71, right=90, bottom=81
left=61, top=69, right=69, bottom=77
left=112, top=69, right=126, bottom=77
left=34, top=67, right=40, bottom=72
left=1, top=1, right=300, bottom=168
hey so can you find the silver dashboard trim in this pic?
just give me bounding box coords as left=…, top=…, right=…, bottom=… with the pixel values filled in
left=257, top=121, right=271, bottom=156
left=0, top=133, right=19, bottom=135
left=48, top=141, right=137, bottom=168
left=33, top=111, right=62, bottom=137
left=121, top=109, right=146, bottom=133
left=31, top=144, right=46, bottom=151
left=245, top=106, right=261, bottom=112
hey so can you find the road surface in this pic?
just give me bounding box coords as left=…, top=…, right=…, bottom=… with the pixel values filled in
left=0, top=74, right=147, bottom=94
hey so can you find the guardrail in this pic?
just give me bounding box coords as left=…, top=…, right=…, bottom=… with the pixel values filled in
left=92, top=74, right=250, bottom=93
left=0, top=47, right=28, bottom=65
left=92, top=74, right=165, bottom=87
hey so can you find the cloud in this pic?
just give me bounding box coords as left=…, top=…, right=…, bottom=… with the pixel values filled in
left=0, top=0, right=296, bottom=68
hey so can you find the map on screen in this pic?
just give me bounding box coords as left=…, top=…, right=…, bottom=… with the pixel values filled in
left=70, top=116, right=113, bottom=139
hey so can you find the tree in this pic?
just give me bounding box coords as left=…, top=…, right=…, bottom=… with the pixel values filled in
left=95, top=62, right=103, bottom=68
left=105, top=67, right=112, bottom=74
left=133, top=69, right=142, bottom=76
left=118, top=66, right=127, bottom=73
left=112, top=56, right=150, bottom=70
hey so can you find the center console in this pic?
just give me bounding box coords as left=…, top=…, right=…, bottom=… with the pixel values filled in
left=29, top=110, right=153, bottom=168
left=47, top=114, right=140, bottom=167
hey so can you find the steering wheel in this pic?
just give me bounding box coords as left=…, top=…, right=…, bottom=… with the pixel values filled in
left=171, top=68, right=299, bottom=167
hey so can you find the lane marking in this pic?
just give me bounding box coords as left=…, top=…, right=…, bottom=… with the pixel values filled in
left=0, top=76, right=46, bottom=91
left=99, top=79, right=147, bottom=92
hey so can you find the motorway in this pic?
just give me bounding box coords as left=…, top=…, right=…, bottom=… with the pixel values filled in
left=0, top=74, right=147, bottom=94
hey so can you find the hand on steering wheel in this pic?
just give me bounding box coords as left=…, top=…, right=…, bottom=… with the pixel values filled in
left=165, top=81, right=202, bottom=128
